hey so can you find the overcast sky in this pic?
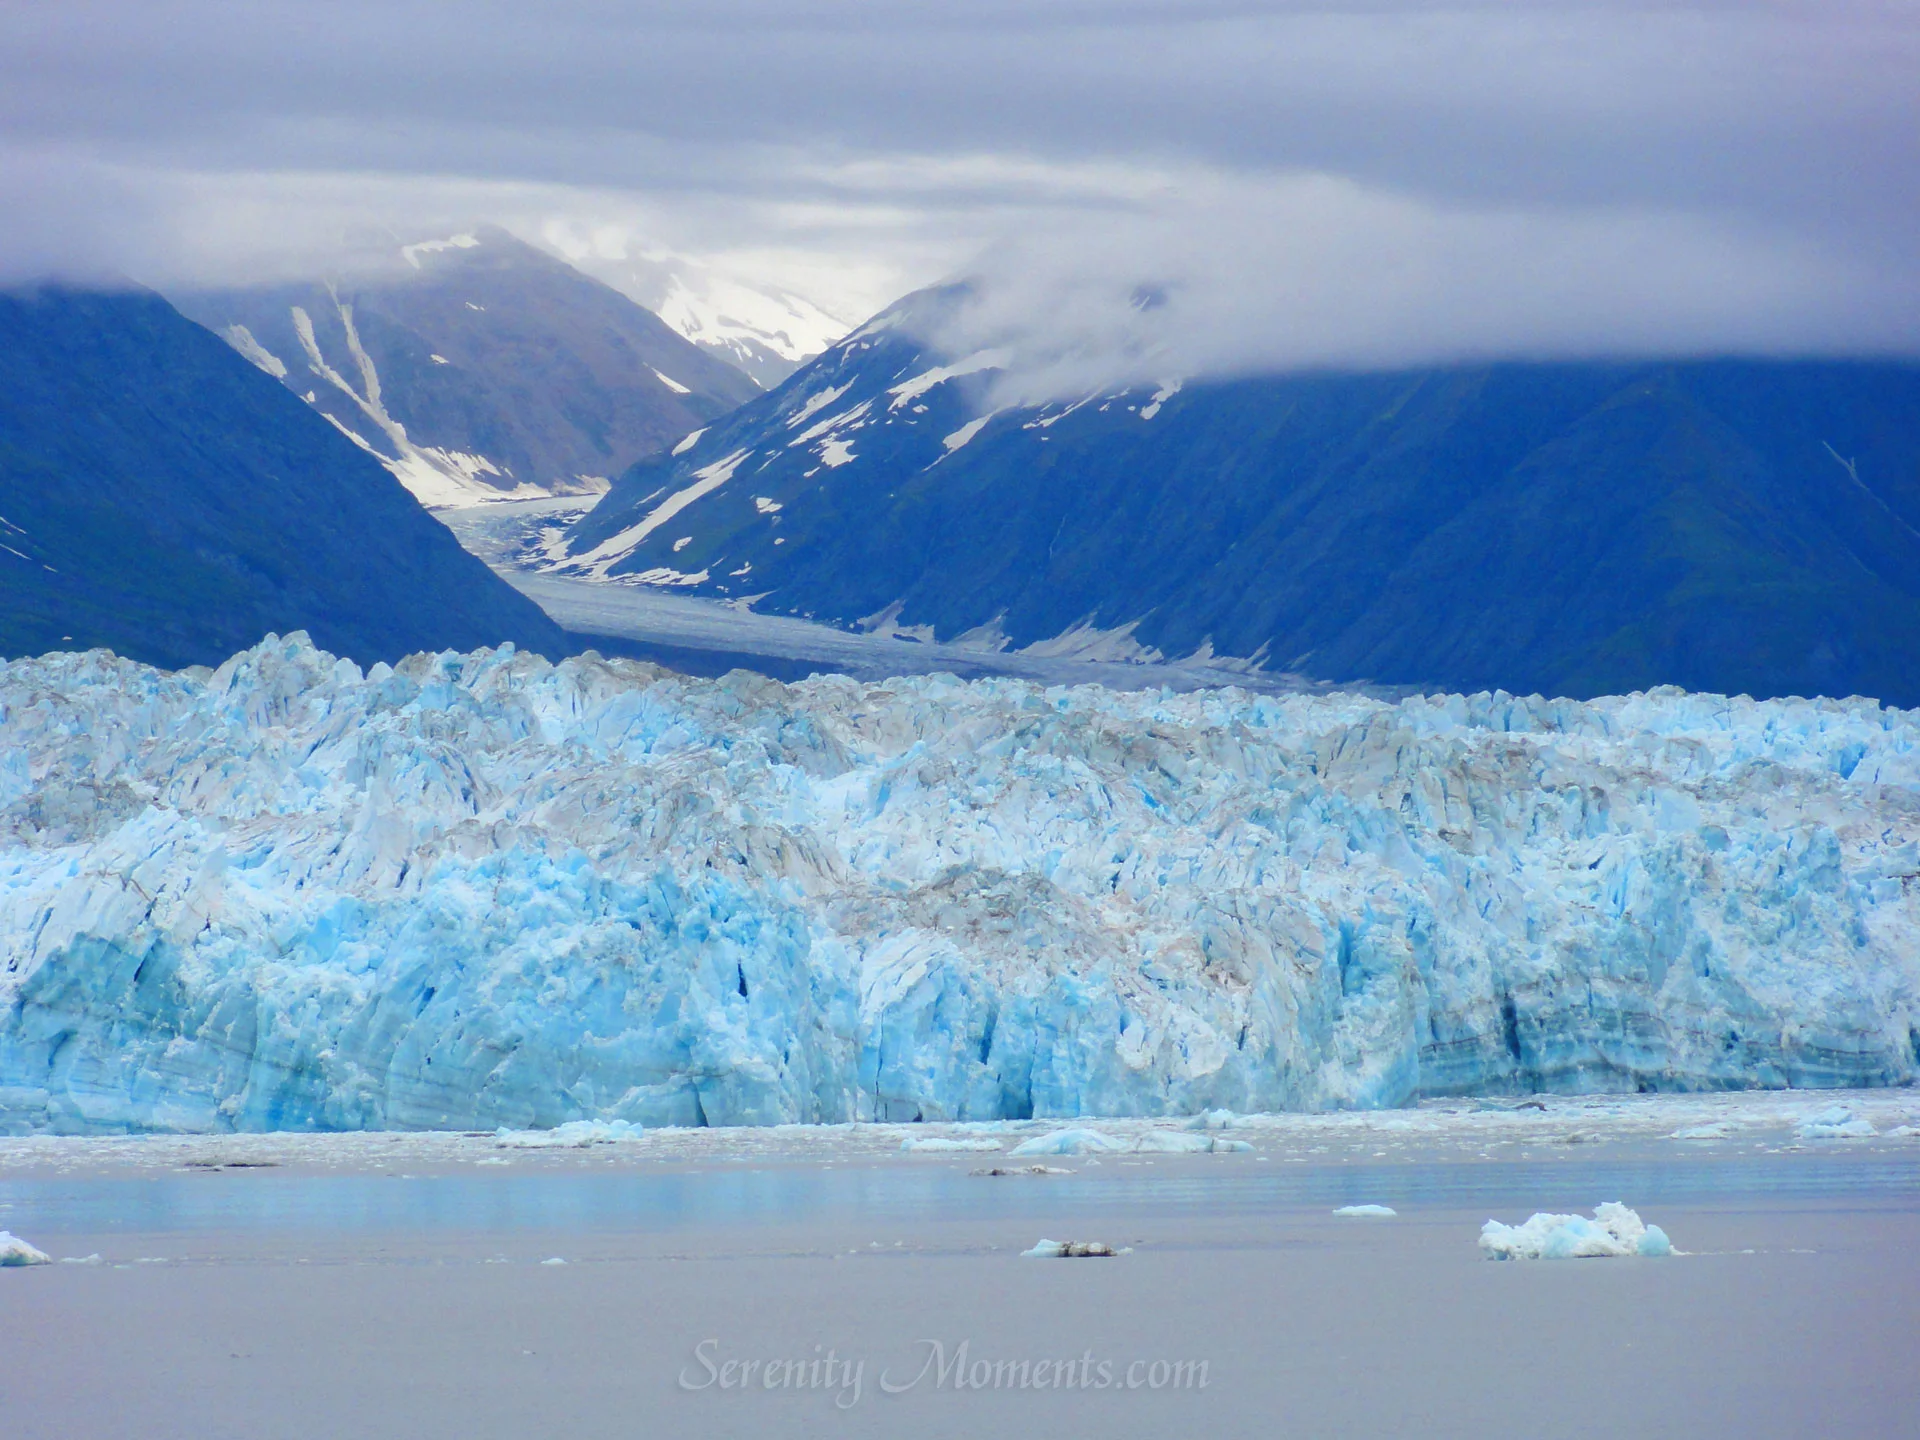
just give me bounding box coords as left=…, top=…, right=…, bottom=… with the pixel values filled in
left=2, top=1, right=1915, bottom=376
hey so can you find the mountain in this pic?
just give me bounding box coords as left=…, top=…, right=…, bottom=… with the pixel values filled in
left=562, top=286, right=1920, bottom=706
left=0, top=284, right=566, bottom=669
left=174, top=228, right=761, bottom=507
left=572, top=248, right=851, bottom=389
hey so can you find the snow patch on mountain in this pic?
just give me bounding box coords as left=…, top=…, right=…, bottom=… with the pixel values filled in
left=221, top=324, right=288, bottom=379
left=400, top=234, right=480, bottom=269
left=788, top=400, right=872, bottom=449
left=566, top=449, right=752, bottom=578
left=652, top=268, right=848, bottom=382
left=1139, top=378, right=1183, bottom=420
left=887, top=350, right=1011, bottom=410
left=785, top=383, right=854, bottom=430
left=943, top=412, right=1000, bottom=452
left=278, top=294, right=536, bottom=508
left=556, top=242, right=853, bottom=389
left=1019, top=618, right=1166, bottom=665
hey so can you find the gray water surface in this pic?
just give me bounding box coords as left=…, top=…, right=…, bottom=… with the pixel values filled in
left=8, top=1149, right=1912, bottom=1237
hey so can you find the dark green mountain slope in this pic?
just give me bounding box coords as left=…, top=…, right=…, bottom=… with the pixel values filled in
left=0, top=285, right=567, bottom=669
left=565, top=291, right=1920, bottom=704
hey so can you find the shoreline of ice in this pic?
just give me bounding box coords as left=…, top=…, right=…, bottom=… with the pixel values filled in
left=0, top=1088, right=1913, bottom=1175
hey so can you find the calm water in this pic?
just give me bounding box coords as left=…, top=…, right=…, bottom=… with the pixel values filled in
left=6, top=1149, right=1913, bottom=1237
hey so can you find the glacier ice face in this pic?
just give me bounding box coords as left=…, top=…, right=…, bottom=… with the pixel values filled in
left=1, top=634, right=1917, bottom=1135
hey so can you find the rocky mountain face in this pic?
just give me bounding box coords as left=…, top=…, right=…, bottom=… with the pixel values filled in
left=175, top=229, right=761, bottom=507
left=0, top=284, right=566, bottom=669
left=563, top=286, right=1920, bottom=706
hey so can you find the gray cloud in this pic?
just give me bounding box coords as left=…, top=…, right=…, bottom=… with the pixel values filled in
left=1, top=1, right=1914, bottom=369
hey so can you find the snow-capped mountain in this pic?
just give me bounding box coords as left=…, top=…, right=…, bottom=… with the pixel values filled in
left=0, top=286, right=564, bottom=669
left=3, top=632, right=1915, bottom=1132
left=562, top=285, right=1920, bottom=705
left=174, top=229, right=761, bottom=508
left=571, top=248, right=851, bottom=389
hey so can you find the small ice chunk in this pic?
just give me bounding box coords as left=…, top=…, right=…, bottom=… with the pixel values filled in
left=0, top=1232, right=52, bottom=1266
left=1796, top=1106, right=1876, bottom=1140
left=541, top=1257, right=568, bottom=1266
left=60, top=1254, right=104, bottom=1266
left=1021, top=1239, right=1115, bottom=1258
left=1670, top=1123, right=1733, bottom=1139
left=1184, top=1108, right=1249, bottom=1130
left=1333, top=1204, right=1398, bottom=1218
left=1010, top=1128, right=1128, bottom=1157
left=900, top=1137, right=1003, bottom=1152
left=1131, top=1130, right=1216, bottom=1153
left=1480, top=1202, right=1672, bottom=1260
left=494, top=1120, right=642, bottom=1148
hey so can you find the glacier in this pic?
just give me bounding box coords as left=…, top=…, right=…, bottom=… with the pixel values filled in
left=1, top=634, right=1917, bottom=1136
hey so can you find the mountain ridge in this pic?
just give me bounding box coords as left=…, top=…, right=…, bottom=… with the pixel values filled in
left=563, top=291, right=1920, bottom=705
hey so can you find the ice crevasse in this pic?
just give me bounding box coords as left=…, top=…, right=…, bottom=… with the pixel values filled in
left=1, top=634, right=1917, bottom=1135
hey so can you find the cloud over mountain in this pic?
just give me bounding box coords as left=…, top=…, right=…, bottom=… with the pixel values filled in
left=0, top=2, right=1914, bottom=368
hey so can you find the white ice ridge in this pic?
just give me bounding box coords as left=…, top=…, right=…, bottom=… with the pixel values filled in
left=1, top=634, right=1918, bottom=1136
left=1479, top=1203, right=1672, bottom=1260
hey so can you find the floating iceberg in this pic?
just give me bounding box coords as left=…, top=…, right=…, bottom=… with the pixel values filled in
left=1333, top=1204, right=1398, bottom=1217
left=1022, top=1238, right=1116, bottom=1258
left=1795, top=1106, right=1878, bottom=1140
left=1010, top=1128, right=1130, bottom=1157
left=0, top=1231, right=51, bottom=1266
left=1130, top=1130, right=1218, bottom=1154
left=1, top=635, right=1917, bottom=1135
left=1480, top=1203, right=1672, bottom=1260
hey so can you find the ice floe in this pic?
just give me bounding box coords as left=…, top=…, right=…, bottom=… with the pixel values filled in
left=1480, top=1203, right=1672, bottom=1260
left=0, top=1231, right=51, bottom=1266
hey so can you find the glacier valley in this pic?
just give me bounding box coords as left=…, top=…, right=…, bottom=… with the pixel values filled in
left=1, top=635, right=1916, bottom=1134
